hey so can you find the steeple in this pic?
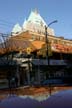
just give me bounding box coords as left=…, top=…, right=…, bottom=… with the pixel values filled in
left=27, top=9, right=47, bottom=26
left=12, top=23, right=22, bottom=35
left=33, top=8, right=39, bottom=14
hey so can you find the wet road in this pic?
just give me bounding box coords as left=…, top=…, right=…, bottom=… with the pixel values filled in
left=0, top=89, right=72, bottom=108
left=0, top=86, right=72, bottom=100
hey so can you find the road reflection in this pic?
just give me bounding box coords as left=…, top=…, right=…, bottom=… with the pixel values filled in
left=0, top=89, right=72, bottom=108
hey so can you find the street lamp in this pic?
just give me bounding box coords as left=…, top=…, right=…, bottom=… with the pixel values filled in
left=45, top=20, right=58, bottom=96
left=26, top=47, right=32, bottom=85
left=45, top=20, right=58, bottom=65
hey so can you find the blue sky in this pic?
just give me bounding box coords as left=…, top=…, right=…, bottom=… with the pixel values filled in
left=0, top=0, right=72, bottom=39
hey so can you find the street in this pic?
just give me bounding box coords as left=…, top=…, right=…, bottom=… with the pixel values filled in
left=0, top=86, right=72, bottom=100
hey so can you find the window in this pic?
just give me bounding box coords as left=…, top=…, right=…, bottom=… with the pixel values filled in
left=40, top=37, right=43, bottom=41
left=32, top=35, right=36, bottom=40
left=53, top=39, right=58, bottom=44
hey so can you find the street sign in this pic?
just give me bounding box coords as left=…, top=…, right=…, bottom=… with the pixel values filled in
left=26, top=47, right=31, bottom=55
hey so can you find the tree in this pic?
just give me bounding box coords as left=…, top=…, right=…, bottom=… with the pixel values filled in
left=0, top=33, right=19, bottom=91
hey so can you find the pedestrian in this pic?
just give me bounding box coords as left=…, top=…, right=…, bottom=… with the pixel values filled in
left=11, top=77, right=15, bottom=88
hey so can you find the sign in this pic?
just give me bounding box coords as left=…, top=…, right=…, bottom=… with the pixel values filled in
left=26, top=47, right=31, bottom=55
left=52, top=44, right=72, bottom=53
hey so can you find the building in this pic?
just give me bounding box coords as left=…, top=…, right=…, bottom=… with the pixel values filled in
left=0, top=9, right=72, bottom=87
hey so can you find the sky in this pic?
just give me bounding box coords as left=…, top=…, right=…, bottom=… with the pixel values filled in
left=0, top=0, right=72, bottom=39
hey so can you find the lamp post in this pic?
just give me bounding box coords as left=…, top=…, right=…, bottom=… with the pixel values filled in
left=26, top=47, right=31, bottom=85
left=45, top=20, right=58, bottom=66
left=45, top=20, right=58, bottom=96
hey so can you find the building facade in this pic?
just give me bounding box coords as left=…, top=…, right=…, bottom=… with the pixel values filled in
left=0, top=9, right=72, bottom=87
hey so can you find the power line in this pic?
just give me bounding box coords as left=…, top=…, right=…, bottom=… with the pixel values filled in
left=0, top=22, right=13, bottom=27
left=0, top=19, right=15, bottom=25
left=0, top=21, right=13, bottom=33
left=0, top=19, right=15, bottom=31
left=0, top=25, right=12, bottom=29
